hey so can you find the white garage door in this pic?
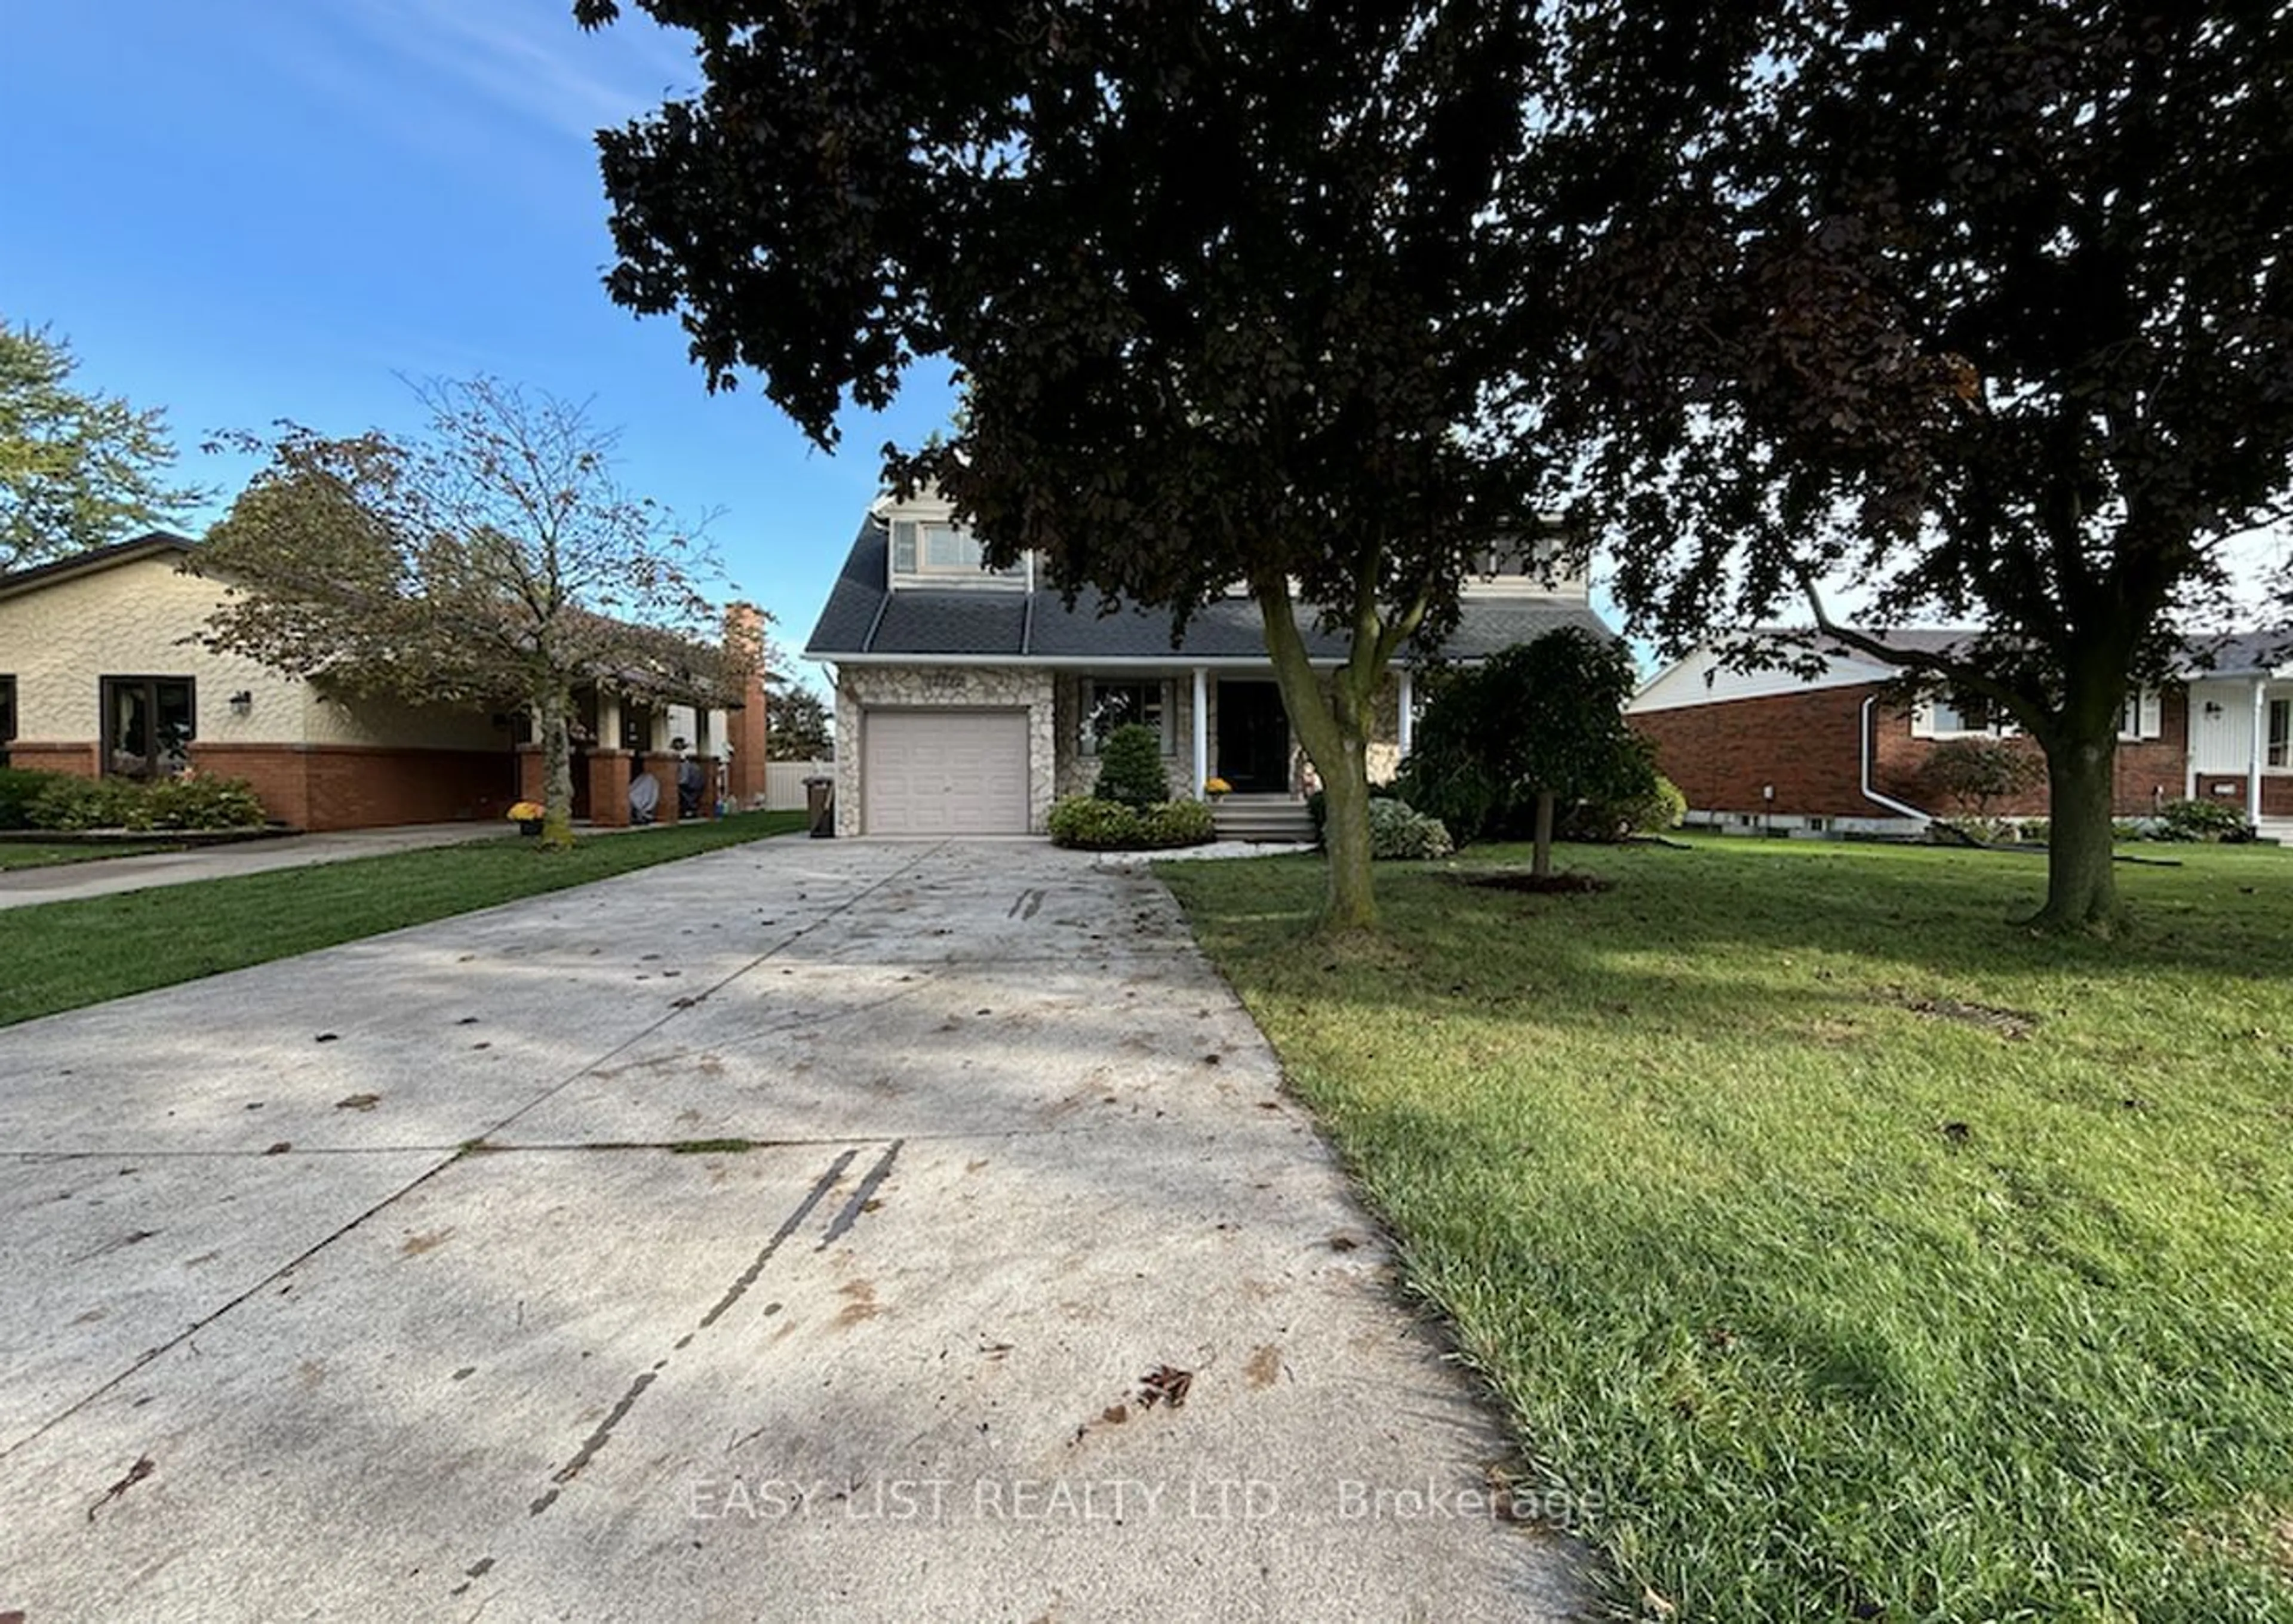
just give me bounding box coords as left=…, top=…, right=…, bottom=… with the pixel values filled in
left=863, top=709, right=1031, bottom=834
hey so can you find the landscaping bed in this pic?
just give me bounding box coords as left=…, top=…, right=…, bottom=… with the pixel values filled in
left=1162, top=836, right=2293, bottom=1621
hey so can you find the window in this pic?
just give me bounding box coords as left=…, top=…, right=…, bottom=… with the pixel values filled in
left=890, top=518, right=1019, bottom=578
left=1081, top=679, right=1172, bottom=755
left=2270, top=698, right=2289, bottom=769
left=2119, top=688, right=2162, bottom=741
left=0, top=673, right=14, bottom=767
left=1928, top=696, right=1995, bottom=736
left=102, top=676, right=195, bottom=779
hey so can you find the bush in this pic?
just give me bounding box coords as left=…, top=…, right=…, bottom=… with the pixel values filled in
left=2154, top=797, right=2252, bottom=843
left=1562, top=770, right=1688, bottom=841
left=142, top=773, right=268, bottom=830
left=1092, top=724, right=1169, bottom=808
left=1048, top=794, right=1215, bottom=851
left=29, top=775, right=154, bottom=831
left=2014, top=818, right=2049, bottom=844
left=1136, top=799, right=1215, bottom=848
left=1304, top=781, right=1403, bottom=840
left=1366, top=796, right=1453, bottom=860
left=21, top=771, right=269, bottom=832
left=0, top=767, right=69, bottom=830
left=1922, top=736, right=2042, bottom=816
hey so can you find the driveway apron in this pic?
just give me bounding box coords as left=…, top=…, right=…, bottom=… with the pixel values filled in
left=0, top=838, right=1588, bottom=1620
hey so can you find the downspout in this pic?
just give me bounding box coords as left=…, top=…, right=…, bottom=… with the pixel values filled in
left=1860, top=693, right=1931, bottom=825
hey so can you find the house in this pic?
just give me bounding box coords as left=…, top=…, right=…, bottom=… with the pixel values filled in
left=0, top=533, right=771, bottom=831
left=1629, top=629, right=2293, bottom=839
left=803, top=488, right=1612, bottom=837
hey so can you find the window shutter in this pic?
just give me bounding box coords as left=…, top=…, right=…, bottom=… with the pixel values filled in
left=2138, top=690, right=2163, bottom=740
left=1909, top=700, right=1935, bottom=740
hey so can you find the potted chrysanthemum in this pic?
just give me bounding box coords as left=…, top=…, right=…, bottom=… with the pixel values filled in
left=507, top=800, right=546, bottom=835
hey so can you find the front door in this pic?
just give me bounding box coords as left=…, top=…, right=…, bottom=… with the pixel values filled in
left=1216, top=681, right=1290, bottom=794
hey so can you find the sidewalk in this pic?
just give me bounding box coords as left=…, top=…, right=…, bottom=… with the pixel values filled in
left=0, top=822, right=518, bottom=909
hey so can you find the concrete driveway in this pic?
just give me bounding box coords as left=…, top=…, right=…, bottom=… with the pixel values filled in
left=0, top=839, right=1588, bottom=1621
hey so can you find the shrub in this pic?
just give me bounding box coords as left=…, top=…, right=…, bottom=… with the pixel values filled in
left=2155, top=797, right=2252, bottom=843
left=1136, top=799, right=1216, bottom=848
left=1049, top=795, right=1141, bottom=848
left=1049, top=793, right=1215, bottom=850
left=1562, top=770, right=1688, bottom=841
left=2014, top=818, right=2049, bottom=845
left=1366, top=796, right=1453, bottom=860
left=0, top=767, right=69, bottom=830
left=1092, top=724, right=1169, bottom=808
left=1305, top=782, right=1402, bottom=840
left=29, top=775, right=154, bottom=831
left=21, top=771, right=269, bottom=832
left=1922, top=736, right=2042, bottom=816
left=142, top=773, right=268, bottom=830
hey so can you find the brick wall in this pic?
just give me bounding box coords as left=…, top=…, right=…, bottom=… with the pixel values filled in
left=1633, top=685, right=1879, bottom=816
left=2191, top=773, right=2293, bottom=817
left=1638, top=684, right=2194, bottom=820
left=4, top=741, right=99, bottom=779
left=189, top=743, right=517, bottom=831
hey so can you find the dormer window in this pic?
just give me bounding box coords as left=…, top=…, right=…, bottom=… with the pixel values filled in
left=890, top=518, right=1019, bottom=580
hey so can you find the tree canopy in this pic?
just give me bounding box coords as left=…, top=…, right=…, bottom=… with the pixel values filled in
left=768, top=686, right=834, bottom=761
left=1400, top=626, right=1649, bottom=878
left=1554, top=0, right=2293, bottom=928
left=1, top=318, right=202, bottom=572
left=200, top=377, right=727, bottom=844
left=579, top=0, right=1567, bottom=928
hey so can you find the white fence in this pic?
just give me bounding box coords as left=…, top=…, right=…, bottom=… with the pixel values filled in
left=763, top=759, right=836, bottom=811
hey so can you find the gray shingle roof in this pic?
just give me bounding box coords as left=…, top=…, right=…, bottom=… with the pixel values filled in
left=803, top=520, right=1613, bottom=663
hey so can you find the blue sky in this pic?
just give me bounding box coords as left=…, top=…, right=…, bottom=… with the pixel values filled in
left=2, top=0, right=957, bottom=694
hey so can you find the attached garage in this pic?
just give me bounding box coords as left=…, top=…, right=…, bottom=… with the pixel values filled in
left=860, top=709, right=1031, bottom=834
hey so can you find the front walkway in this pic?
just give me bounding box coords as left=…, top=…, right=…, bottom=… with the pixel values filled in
left=0, top=839, right=1588, bottom=1620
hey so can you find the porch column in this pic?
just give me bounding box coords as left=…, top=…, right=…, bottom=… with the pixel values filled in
left=1397, top=666, right=1415, bottom=761
left=1191, top=666, right=1210, bottom=800
left=2252, top=676, right=2269, bottom=823
left=588, top=690, right=630, bottom=827
left=645, top=705, right=681, bottom=825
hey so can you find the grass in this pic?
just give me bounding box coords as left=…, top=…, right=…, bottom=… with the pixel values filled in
left=0, top=810, right=805, bottom=1027
left=1161, top=836, right=2293, bottom=1622
left=0, top=839, right=177, bottom=871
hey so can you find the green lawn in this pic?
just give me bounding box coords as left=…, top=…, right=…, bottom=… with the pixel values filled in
left=0, top=840, right=177, bottom=871
left=0, top=810, right=804, bottom=1027
left=1161, top=837, right=2293, bottom=1622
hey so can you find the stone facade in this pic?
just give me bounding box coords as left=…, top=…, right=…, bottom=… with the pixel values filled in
left=833, top=665, right=1058, bottom=835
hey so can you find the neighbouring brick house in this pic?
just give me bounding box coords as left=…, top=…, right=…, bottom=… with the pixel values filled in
left=804, top=487, right=1613, bottom=838
left=0, top=533, right=771, bottom=831
left=1630, top=629, right=2293, bottom=840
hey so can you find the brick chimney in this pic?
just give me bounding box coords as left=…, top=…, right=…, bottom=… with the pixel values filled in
left=724, top=601, right=773, bottom=807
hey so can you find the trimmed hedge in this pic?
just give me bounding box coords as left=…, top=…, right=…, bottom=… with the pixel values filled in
left=1047, top=794, right=1215, bottom=851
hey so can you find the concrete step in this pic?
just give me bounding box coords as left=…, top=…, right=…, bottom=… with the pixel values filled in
left=1212, top=796, right=1317, bottom=842
left=2255, top=818, right=2293, bottom=845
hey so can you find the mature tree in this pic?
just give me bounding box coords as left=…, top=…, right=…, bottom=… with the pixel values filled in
left=199, top=378, right=725, bottom=845
left=769, top=685, right=834, bottom=761
left=1554, top=1, right=2293, bottom=931
left=1, top=318, right=203, bottom=571
left=1400, top=627, right=1648, bottom=878
left=578, top=0, right=1563, bottom=928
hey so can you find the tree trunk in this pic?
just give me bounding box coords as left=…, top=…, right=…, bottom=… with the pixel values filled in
left=1532, top=790, right=1556, bottom=879
left=2030, top=720, right=2120, bottom=933
left=1255, top=586, right=1379, bottom=931
left=536, top=684, right=577, bottom=848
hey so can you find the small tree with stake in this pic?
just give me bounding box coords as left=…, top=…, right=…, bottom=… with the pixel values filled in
left=1401, top=627, right=1649, bottom=879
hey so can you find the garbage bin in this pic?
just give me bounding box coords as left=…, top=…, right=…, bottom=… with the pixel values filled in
left=803, top=776, right=835, bottom=838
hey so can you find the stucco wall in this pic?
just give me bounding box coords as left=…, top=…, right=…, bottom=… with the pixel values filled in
left=0, top=553, right=503, bottom=752
left=832, top=665, right=1057, bottom=835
